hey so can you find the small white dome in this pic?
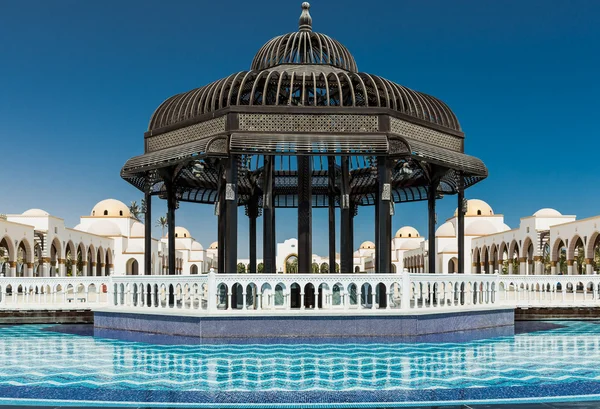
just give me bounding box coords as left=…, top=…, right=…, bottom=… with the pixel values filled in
left=87, top=220, right=122, bottom=236
left=436, top=221, right=456, bottom=237
left=166, top=226, right=192, bottom=239
left=130, top=222, right=145, bottom=237
left=209, top=241, right=218, bottom=249
left=360, top=241, right=375, bottom=250
left=22, top=208, right=49, bottom=217
left=192, top=241, right=204, bottom=251
left=533, top=208, right=562, bottom=217
left=454, top=199, right=494, bottom=217
left=395, top=226, right=419, bottom=238
left=91, top=199, right=130, bottom=218
left=465, top=220, right=499, bottom=236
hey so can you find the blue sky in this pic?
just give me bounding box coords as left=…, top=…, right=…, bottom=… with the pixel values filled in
left=1, top=0, right=598, bottom=257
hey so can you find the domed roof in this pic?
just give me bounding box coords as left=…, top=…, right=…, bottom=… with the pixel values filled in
left=436, top=221, right=456, bottom=237
left=465, top=220, right=498, bottom=236
left=131, top=221, right=145, bottom=237
left=395, top=226, right=419, bottom=238
left=454, top=199, right=494, bottom=217
left=22, top=208, right=49, bottom=217
left=147, top=3, right=460, bottom=133
left=252, top=3, right=357, bottom=73
left=166, top=226, right=192, bottom=239
left=87, top=220, right=122, bottom=236
left=91, top=199, right=130, bottom=218
left=209, top=241, right=218, bottom=249
left=359, top=241, right=375, bottom=250
left=533, top=208, right=562, bottom=217
left=192, top=241, right=204, bottom=251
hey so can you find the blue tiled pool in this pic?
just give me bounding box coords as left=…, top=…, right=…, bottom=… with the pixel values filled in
left=0, top=321, right=599, bottom=407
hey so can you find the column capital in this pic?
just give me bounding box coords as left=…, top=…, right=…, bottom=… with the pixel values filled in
left=567, top=260, right=574, bottom=266
left=26, top=262, right=34, bottom=268
left=58, top=258, right=65, bottom=264
left=518, top=257, right=527, bottom=263
left=9, top=261, right=16, bottom=267
left=533, top=256, right=542, bottom=262
left=551, top=261, right=557, bottom=266
left=585, top=258, right=593, bottom=264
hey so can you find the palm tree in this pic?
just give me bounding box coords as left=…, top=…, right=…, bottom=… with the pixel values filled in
left=129, top=201, right=142, bottom=221
left=156, top=216, right=168, bottom=237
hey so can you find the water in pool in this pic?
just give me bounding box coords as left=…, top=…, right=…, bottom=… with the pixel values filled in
left=0, top=321, right=600, bottom=407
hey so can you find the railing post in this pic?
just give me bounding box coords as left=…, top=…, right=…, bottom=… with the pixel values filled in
left=401, top=272, right=411, bottom=310
left=207, top=271, right=216, bottom=313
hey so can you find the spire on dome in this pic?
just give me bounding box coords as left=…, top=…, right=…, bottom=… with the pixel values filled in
left=299, top=2, right=312, bottom=32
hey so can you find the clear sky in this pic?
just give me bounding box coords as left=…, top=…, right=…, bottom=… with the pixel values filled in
left=1, top=0, right=598, bottom=257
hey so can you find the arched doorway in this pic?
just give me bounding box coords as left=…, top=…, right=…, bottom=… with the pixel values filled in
left=126, top=258, right=139, bottom=275
left=284, top=255, right=298, bottom=273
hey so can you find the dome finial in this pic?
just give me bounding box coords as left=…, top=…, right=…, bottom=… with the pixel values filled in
left=299, top=2, right=312, bottom=32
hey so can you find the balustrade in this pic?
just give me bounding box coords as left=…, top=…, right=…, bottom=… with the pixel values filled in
left=8, top=272, right=600, bottom=313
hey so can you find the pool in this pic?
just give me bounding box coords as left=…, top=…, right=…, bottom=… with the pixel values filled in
left=0, top=321, right=600, bottom=407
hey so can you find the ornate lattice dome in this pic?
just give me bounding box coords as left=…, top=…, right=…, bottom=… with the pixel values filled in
left=147, top=3, right=460, bottom=132
left=252, top=3, right=357, bottom=73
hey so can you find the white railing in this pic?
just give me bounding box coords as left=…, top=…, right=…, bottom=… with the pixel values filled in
left=106, top=273, right=499, bottom=313
left=498, top=275, right=600, bottom=307
left=0, top=277, right=111, bottom=309
left=5, top=273, right=600, bottom=313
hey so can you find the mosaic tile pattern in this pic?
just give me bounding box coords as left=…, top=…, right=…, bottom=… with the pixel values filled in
left=0, top=322, right=599, bottom=407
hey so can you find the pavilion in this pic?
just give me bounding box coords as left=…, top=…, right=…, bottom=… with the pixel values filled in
left=121, top=3, right=488, bottom=275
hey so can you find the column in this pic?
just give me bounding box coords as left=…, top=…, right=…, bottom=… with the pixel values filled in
left=165, top=177, right=176, bottom=276
left=473, top=262, right=479, bottom=274
left=263, top=156, right=275, bottom=273
left=144, top=191, right=152, bottom=275
left=567, top=260, right=574, bottom=275
left=550, top=261, right=557, bottom=275
left=457, top=174, right=465, bottom=274
left=534, top=256, right=543, bottom=275
left=480, top=262, right=486, bottom=274
left=340, top=156, right=353, bottom=273
left=585, top=259, right=594, bottom=275
left=225, top=156, right=238, bottom=274
left=248, top=197, right=258, bottom=274
left=497, top=259, right=503, bottom=275
left=297, top=156, right=312, bottom=273
left=58, top=259, right=65, bottom=277
left=100, top=263, right=106, bottom=277
left=217, top=186, right=226, bottom=273
left=376, top=157, right=392, bottom=273
left=328, top=157, right=336, bottom=274
left=519, top=258, right=526, bottom=275
left=427, top=179, right=439, bottom=274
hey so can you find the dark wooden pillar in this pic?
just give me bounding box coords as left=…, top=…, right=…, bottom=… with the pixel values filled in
left=328, top=157, right=336, bottom=273
left=340, top=156, right=353, bottom=273
left=263, top=156, right=275, bottom=273
left=247, top=197, right=258, bottom=273
left=225, top=156, right=238, bottom=274
left=165, top=179, right=176, bottom=276
left=457, top=173, right=465, bottom=274
left=217, top=185, right=225, bottom=273
left=427, top=179, right=440, bottom=274
left=376, top=157, right=392, bottom=273
left=144, top=191, right=152, bottom=275
left=298, top=156, right=312, bottom=274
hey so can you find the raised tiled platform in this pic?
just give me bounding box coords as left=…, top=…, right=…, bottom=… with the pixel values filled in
left=94, top=307, right=514, bottom=339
